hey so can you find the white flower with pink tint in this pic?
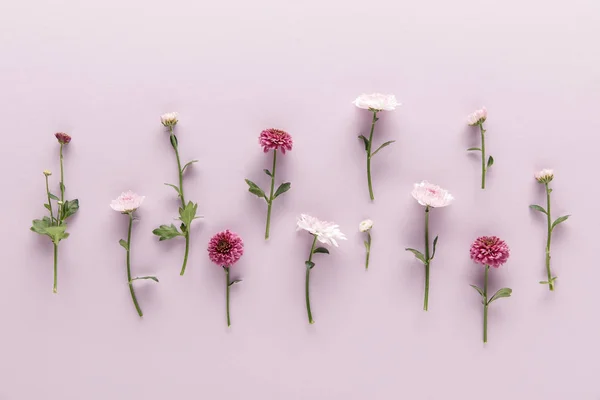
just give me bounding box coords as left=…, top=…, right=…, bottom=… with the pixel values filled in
left=110, top=191, right=145, bottom=213
left=296, top=214, right=347, bottom=247
left=353, top=93, right=400, bottom=111
left=535, top=169, right=554, bottom=184
left=411, top=181, right=454, bottom=208
left=467, top=107, right=487, bottom=126
left=161, top=112, right=179, bottom=127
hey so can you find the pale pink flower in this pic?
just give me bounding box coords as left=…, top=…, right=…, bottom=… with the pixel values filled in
left=470, top=236, right=510, bottom=268
left=467, top=107, right=487, bottom=126
left=161, top=112, right=179, bottom=127
left=207, top=230, right=244, bottom=266
left=296, top=214, right=347, bottom=247
left=110, top=191, right=145, bottom=213
left=411, top=181, right=454, bottom=208
left=353, top=93, right=400, bottom=112
left=535, top=169, right=554, bottom=184
left=259, top=128, right=293, bottom=154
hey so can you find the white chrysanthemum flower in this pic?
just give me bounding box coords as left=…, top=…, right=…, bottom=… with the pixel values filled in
left=535, top=169, right=554, bottom=184
left=467, top=107, right=487, bottom=126
left=411, top=181, right=454, bottom=208
left=359, top=219, right=373, bottom=232
left=161, top=112, right=179, bottom=127
left=296, top=214, right=347, bottom=247
left=110, top=191, right=145, bottom=213
left=353, top=93, right=400, bottom=112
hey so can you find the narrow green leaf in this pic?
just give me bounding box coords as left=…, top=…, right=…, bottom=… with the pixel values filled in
left=48, top=193, right=59, bottom=200
left=467, top=147, right=482, bottom=152
left=405, top=248, right=426, bottom=264
left=313, top=247, right=329, bottom=255
left=540, top=276, right=558, bottom=285
left=228, top=280, right=242, bottom=287
left=430, top=236, right=439, bottom=260
left=181, top=160, right=198, bottom=173
left=488, top=288, right=512, bottom=304
left=263, top=169, right=272, bottom=177
left=59, top=182, right=65, bottom=193
left=61, top=199, right=79, bottom=219
left=371, top=140, right=396, bottom=157
left=305, top=261, right=315, bottom=269
left=152, top=224, right=183, bottom=241
left=539, top=281, right=549, bottom=285
left=551, top=215, right=570, bottom=230
left=119, top=239, right=129, bottom=250
left=363, top=240, right=369, bottom=250
left=469, top=284, right=485, bottom=298
left=44, top=204, right=51, bottom=211
left=273, top=182, right=291, bottom=199
left=245, top=179, right=267, bottom=200
left=179, top=201, right=198, bottom=227
left=529, top=205, right=547, bottom=215
left=164, top=183, right=181, bottom=197
left=358, top=135, right=369, bottom=151
left=131, top=276, right=159, bottom=283
left=169, top=134, right=178, bottom=149
left=487, top=155, right=494, bottom=168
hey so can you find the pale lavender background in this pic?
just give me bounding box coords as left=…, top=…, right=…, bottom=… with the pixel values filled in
left=0, top=0, right=598, bottom=399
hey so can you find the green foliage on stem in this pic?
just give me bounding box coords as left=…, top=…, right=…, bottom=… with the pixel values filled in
left=273, top=182, right=291, bottom=199
left=488, top=288, right=512, bottom=304
left=467, top=147, right=481, bottom=152
left=181, top=160, right=198, bottom=173
left=529, top=204, right=547, bottom=214
left=313, top=247, right=329, bottom=255
left=305, top=260, right=315, bottom=269
left=487, top=156, right=494, bottom=168
left=164, top=183, right=181, bottom=197
left=152, top=224, right=183, bottom=241
left=245, top=179, right=267, bottom=201
left=131, top=276, right=159, bottom=283
left=119, top=239, right=129, bottom=250
left=358, top=135, right=369, bottom=151
left=371, top=140, right=395, bottom=157
left=179, top=201, right=200, bottom=228
left=551, top=215, right=570, bottom=230
left=61, top=199, right=79, bottom=220
left=31, top=217, right=69, bottom=244
left=405, top=248, right=426, bottom=264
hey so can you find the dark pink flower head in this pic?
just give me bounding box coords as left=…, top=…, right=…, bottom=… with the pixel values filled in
left=259, top=128, right=293, bottom=154
left=55, top=132, right=72, bottom=145
left=208, top=230, right=244, bottom=267
left=470, top=236, right=510, bottom=268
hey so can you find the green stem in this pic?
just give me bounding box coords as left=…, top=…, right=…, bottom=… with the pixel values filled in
left=306, top=235, right=318, bottom=324
left=423, top=206, right=430, bottom=311
left=545, top=183, right=554, bottom=291
left=483, top=265, right=489, bottom=343
left=366, top=111, right=378, bottom=201
left=126, top=213, right=143, bottom=317
left=225, top=267, right=231, bottom=326
left=53, top=244, right=58, bottom=293
left=59, top=143, right=65, bottom=223
left=365, top=233, right=371, bottom=270
left=171, top=130, right=186, bottom=206
left=480, top=124, right=486, bottom=189
left=45, top=175, right=55, bottom=224
left=180, top=232, right=190, bottom=276
left=265, top=150, right=277, bottom=240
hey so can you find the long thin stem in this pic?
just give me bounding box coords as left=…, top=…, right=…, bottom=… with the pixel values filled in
left=225, top=267, right=231, bottom=326
left=545, top=183, right=554, bottom=291
left=483, top=265, right=489, bottom=343
left=53, top=244, right=58, bottom=293
left=126, top=213, right=143, bottom=317
left=366, top=111, right=378, bottom=200
left=305, top=235, right=318, bottom=324
left=480, top=124, right=486, bottom=189
left=59, top=144, right=65, bottom=223
left=45, top=175, right=55, bottom=224
left=365, top=233, right=371, bottom=270
left=171, top=126, right=192, bottom=276
left=265, top=150, right=277, bottom=240
left=423, top=206, right=431, bottom=311
left=180, top=233, right=190, bottom=276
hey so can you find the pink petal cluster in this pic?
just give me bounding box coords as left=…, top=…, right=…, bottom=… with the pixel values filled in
left=296, top=214, right=347, bottom=247
left=55, top=132, right=72, bottom=145
left=259, top=128, right=293, bottom=154
left=110, top=191, right=145, bottom=213
left=411, top=181, right=454, bottom=208
left=534, top=168, right=554, bottom=184
left=467, top=107, right=487, bottom=126
left=470, top=236, right=510, bottom=268
left=353, top=93, right=400, bottom=111
left=208, top=230, right=244, bottom=266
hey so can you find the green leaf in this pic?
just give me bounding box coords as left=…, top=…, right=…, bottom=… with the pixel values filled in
left=119, top=239, right=129, bottom=250
left=61, top=199, right=79, bottom=220
left=245, top=179, right=267, bottom=200
left=131, top=276, right=159, bottom=283
left=48, top=193, right=59, bottom=200
left=30, top=217, right=53, bottom=235
left=487, top=155, right=494, bottom=168
left=469, top=284, right=485, bottom=298
left=313, top=247, right=329, bottom=255
left=405, top=248, right=426, bottom=264
left=164, top=183, right=181, bottom=197
left=44, top=225, right=69, bottom=244
left=363, top=240, right=370, bottom=250
left=358, top=135, right=369, bottom=151
left=44, top=204, right=52, bottom=212
left=59, top=182, right=65, bottom=193
left=273, top=182, right=291, bottom=199
left=169, top=134, right=178, bottom=149
left=529, top=205, right=547, bottom=215
left=263, top=169, right=272, bottom=177
left=371, top=140, right=396, bottom=157
left=430, top=236, right=439, bottom=260
left=540, top=277, right=558, bottom=285
left=179, top=201, right=199, bottom=227
left=181, top=160, right=198, bottom=173
left=488, top=288, right=512, bottom=304
left=305, top=261, right=315, bottom=269
left=228, top=280, right=243, bottom=287
left=467, top=147, right=482, bottom=152
left=551, top=215, right=570, bottom=230
left=152, top=224, right=183, bottom=241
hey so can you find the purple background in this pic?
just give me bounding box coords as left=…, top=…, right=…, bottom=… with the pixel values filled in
left=1, top=0, right=599, bottom=398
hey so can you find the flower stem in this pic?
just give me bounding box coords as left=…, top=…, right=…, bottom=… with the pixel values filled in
left=225, top=267, right=231, bottom=326
left=180, top=232, right=190, bottom=276
left=366, top=111, right=378, bottom=201
left=171, top=126, right=193, bottom=276
left=126, top=213, right=143, bottom=317
left=53, top=244, right=58, bottom=293
left=45, top=175, right=55, bottom=224
left=423, top=206, right=430, bottom=311
left=365, top=233, right=371, bottom=270
left=483, top=265, right=489, bottom=343
left=265, top=149, right=277, bottom=240
left=305, top=234, right=318, bottom=324
left=545, top=183, right=554, bottom=291
left=480, top=124, right=486, bottom=189
left=59, top=143, right=65, bottom=223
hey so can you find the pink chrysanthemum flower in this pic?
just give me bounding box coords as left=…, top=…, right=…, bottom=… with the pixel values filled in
left=259, top=128, right=293, bottom=154
left=208, top=230, right=244, bottom=266
left=55, top=132, right=72, bottom=145
left=470, top=236, right=510, bottom=268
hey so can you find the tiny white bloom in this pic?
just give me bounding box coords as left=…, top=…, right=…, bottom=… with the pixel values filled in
left=296, top=214, right=347, bottom=247
left=161, top=112, right=179, bottom=127
left=353, top=93, right=400, bottom=112
left=359, top=219, right=373, bottom=232
left=467, top=107, right=487, bottom=126
left=411, top=181, right=454, bottom=208
left=534, top=169, right=554, bottom=184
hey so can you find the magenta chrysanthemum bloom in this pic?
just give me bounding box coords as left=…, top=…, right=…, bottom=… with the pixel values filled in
left=208, top=230, right=244, bottom=266
left=259, top=128, right=293, bottom=154
left=470, top=236, right=510, bottom=268
left=55, top=132, right=71, bottom=145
